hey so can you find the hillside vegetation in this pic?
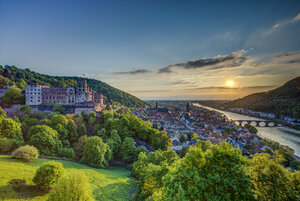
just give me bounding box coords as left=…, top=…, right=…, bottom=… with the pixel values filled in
left=226, top=76, right=300, bottom=118
left=0, top=65, right=146, bottom=107
left=0, top=155, right=136, bottom=201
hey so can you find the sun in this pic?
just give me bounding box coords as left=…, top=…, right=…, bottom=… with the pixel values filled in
left=226, top=80, right=235, bottom=87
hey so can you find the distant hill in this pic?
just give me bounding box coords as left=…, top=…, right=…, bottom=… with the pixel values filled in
left=226, top=76, right=300, bottom=118
left=0, top=65, right=146, bottom=107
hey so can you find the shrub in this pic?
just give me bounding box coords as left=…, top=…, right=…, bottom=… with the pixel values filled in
left=0, top=137, right=23, bottom=154
left=33, top=161, right=65, bottom=191
left=59, top=148, right=75, bottom=159
left=9, top=179, right=26, bottom=190
left=47, top=170, right=94, bottom=201
left=81, top=136, right=112, bottom=168
left=12, top=145, right=39, bottom=161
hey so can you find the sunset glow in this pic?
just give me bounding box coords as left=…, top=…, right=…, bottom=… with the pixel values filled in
left=226, top=80, right=235, bottom=88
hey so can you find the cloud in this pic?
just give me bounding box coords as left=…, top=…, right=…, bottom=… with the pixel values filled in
left=158, top=50, right=249, bottom=73
left=113, top=69, right=151, bottom=75
left=272, top=12, right=300, bottom=30
left=187, top=85, right=276, bottom=91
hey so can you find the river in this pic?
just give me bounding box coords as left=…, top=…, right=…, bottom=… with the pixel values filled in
left=194, top=103, right=300, bottom=157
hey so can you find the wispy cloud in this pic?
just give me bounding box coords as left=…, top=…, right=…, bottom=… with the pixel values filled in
left=187, top=85, right=276, bottom=91
left=267, top=12, right=300, bottom=34
left=113, top=69, right=151, bottom=75
left=158, top=50, right=249, bottom=73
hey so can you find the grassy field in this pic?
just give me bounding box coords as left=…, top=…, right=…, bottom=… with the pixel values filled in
left=0, top=155, right=136, bottom=201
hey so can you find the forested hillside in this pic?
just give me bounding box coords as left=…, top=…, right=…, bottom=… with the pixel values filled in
left=0, top=65, right=146, bottom=107
left=226, top=76, right=300, bottom=118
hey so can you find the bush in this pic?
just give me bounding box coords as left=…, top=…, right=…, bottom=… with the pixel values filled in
left=33, top=161, right=65, bottom=191
left=0, top=137, right=23, bottom=154
left=12, top=145, right=39, bottom=161
left=59, top=148, right=75, bottom=159
left=9, top=179, right=26, bottom=190
left=47, top=170, right=94, bottom=201
left=81, top=136, right=112, bottom=168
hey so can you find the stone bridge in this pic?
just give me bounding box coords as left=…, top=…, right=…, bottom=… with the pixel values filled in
left=234, top=120, right=284, bottom=127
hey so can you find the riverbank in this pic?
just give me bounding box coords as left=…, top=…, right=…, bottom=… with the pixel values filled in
left=193, top=103, right=300, bottom=157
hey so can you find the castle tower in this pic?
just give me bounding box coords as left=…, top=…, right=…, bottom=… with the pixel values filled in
left=156, top=102, right=158, bottom=110
left=75, top=80, right=89, bottom=103
left=76, top=80, right=88, bottom=93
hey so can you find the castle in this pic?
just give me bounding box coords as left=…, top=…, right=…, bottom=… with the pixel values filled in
left=25, top=80, right=104, bottom=113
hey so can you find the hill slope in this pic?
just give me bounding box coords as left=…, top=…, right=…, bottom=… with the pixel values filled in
left=0, top=155, right=136, bottom=201
left=0, top=65, right=146, bottom=107
left=226, top=76, right=300, bottom=118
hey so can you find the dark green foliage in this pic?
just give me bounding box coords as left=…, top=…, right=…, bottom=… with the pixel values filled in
left=28, top=125, right=62, bottom=156
left=79, top=123, right=87, bottom=136
left=59, top=148, right=75, bottom=159
left=11, top=145, right=39, bottom=161
left=47, top=170, right=94, bottom=201
left=0, top=137, right=23, bottom=154
left=53, top=104, right=65, bottom=114
left=81, top=136, right=112, bottom=168
left=244, top=124, right=258, bottom=134
left=0, top=65, right=146, bottom=107
left=9, top=179, right=26, bottom=191
left=33, top=161, right=65, bottom=191
left=120, top=137, right=137, bottom=162
left=74, top=135, right=88, bottom=160
left=179, top=134, right=187, bottom=143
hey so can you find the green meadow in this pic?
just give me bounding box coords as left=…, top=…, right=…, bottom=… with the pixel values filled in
left=0, top=155, right=136, bottom=201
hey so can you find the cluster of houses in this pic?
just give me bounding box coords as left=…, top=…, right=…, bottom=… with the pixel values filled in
left=134, top=102, right=268, bottom=155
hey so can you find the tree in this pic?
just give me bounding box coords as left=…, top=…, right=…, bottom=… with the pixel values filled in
left=179, top=134, right=187, bottom=143
left=47, top=170, right=94, bottom=201
left=74, top=135, right=88, bottom=160
left=96, top=128, right=107, bottom=141
left=120, top=137, right=137, bottom=162
left=249, top=153, right=299, bottom=200
left=81, top=136, right=112, bottom=168
left=0, top=118, right=23, bottom=141
left=33, top=161, right=65, bottom=191
left=0, top=106, right=6, bottom=117
left=16, top=79, right=27, bottom=90
left=191, top=134, right=200, bottom=141
left=28, top=125, right=62, bottom=156
left=244, top=124, right=258, bottom=134
left=53, top=104, right=65, bottom=114
left=79, top=123, right=87, bottom=136
left=11, top=145, right=39, bottom=161
left=161, top=142, right=254, bottom=201
left=106, top=130, right=121, bottom=154
left=2, top=87, right=24, bottom=104
left=66, top=120, right=78, bottom=144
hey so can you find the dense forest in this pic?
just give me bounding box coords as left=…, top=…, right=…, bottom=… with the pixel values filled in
left=0, top=65, right=146, bottom=107
left=226, top=76, right=300, bottom=118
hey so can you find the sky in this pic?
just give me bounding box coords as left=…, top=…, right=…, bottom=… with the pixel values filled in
left=0, top=0, right=300, bottom=100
